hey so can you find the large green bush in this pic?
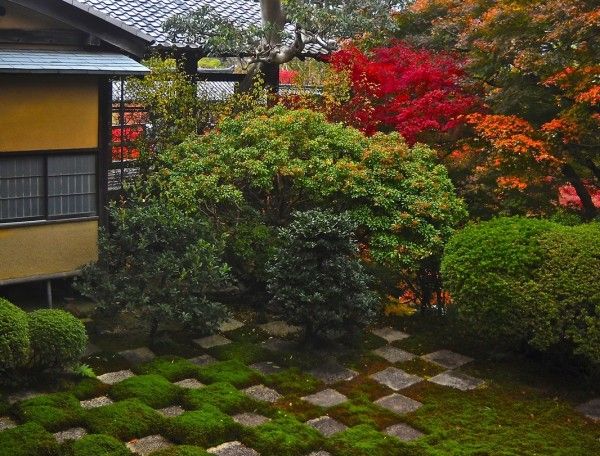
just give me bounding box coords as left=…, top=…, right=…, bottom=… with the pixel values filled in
left=267, top=210, right=379, bottom=342
left=0, top=297, right=30, bottom=374
left=442, top=217, right=600, bottom=363
left=27, top=309, right=87, bottom=370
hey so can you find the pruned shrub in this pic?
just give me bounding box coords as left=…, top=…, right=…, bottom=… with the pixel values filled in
left=0, top=297, right=30, bottom=374
left=267, top=210, right=379, bottom=343
left=28, top=309, right=87, bottom=370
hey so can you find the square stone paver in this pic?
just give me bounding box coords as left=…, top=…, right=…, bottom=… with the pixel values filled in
left=243, top=384, right=282, bottom=403
left=0, top=416, right=17, bottom=431
left=384, top=423, right=425, bottom=441
left=421, top=350, right=473, bottom=370
left=374, top=393, right=422, bottom=415
left=220, top=318, right=245, bottom=332
left=301, top=389, right=348, bottom=408
left=249, top=361, right=282, bottom=375
left=372, top=346, right=416, bottom=363
left=259, top=320, right=302, bottom=338
left=233, top=412, right=271, bottom=427
left=308, top=453, right=332, bottom=456
left=207, top=441, right=260, bottom=456
left=188, top=354, right=217, bottom=366
left=308, top=362, right=358, bottom=385
left=429, top=371, right=483, bottom=391
left=97, top=369, right=135, bottom=385
left=261, top=337, right=295, bottom=352
left=127, top=435, right=173, bottom=455
left=80, top=396, right=114, bottom=409
left=370, top=367, right=422, bottom=391
left=157, top=405, right=185, bottom=417
left=576, top=398, right=600, bottom=421
left=53, top=427, right=87, bottom=443
left=194, top=334, right=232, bottom=349
left=174, top=378, right=205, bottom=389
left=7, top=390, right=43, bottom=405
left=118, top=347, right=156, bottom=365
left=306, top=416, right=348, bottom=437
left=371, top=327, right=410, bottom=343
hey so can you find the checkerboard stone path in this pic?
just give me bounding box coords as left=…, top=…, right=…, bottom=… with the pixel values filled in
left=80, top=396, right=113, bottom=409
left=370, top=367, right=423, bottom=391
left=118, top=347, right=156, bottom=365
left=429, top=371, right=483, bottom=391
left=302, top=389, right=348, bottom=408
left=372, top=346, right=416, bottom=363
left=306, top=416, right=348, bottom=437
left=157, top=405, right=185, bottom=417
left=249, top=361, right=282, bottom=375
left=371, top=327, right=410, bottom=343
left=97, top=369, right=135, bottom=385
left=174, top=378, right=205, bottom=389
left=243, top=384, right=282, bottom=403
left=384, top=423, right=424, bottom=441
left=194, top=334, right=232, bottom=349
left=207, top=441, right=260, bottom=456
left=219, top=318, right=245, bottom=332
left=0, top=416, right=17, bottom=431
left=259, top=320, right=301, bottom=338
left=374, top=393, right=422, bottom=415
left=308, top=362, right=358, bottom=384
left=53, top=427, right=87, bottom=443
left=233, top=412, right=271, bottom=427
left=576, top=398, right=600, bottom=421
left=127, top=435, right=173, bottom=455
left=421, top=350, right=473, bottom=370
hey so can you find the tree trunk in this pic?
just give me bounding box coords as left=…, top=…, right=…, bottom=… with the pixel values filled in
left=562, top=163, right=597, bottom=220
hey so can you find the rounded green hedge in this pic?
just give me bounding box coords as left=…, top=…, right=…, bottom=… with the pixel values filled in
left=0, top=297, right=30, bottom=373
left=28, top=309, right=88, bottom=370
left=442, top=217, right=600, bottom=363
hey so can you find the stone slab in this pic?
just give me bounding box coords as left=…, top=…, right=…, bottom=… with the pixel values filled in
left=421, top=350, right=473, bottom=370
left=194, top=334, right=232, bottom=349
left=428, top=371, right=483, bottom=391
left=207, top=441, right=260, bottom=456
left=306, top=415, right=348, bottom=437
left=174, top=378, right=205, bottom=390
left=301, top=389, right=348, bottom=408
left=370, top=367, right=422, bottom=391
left=249, top=361, right=282, bottom=375
left=233, top=412, right=271, bottom=427
left=384, top=423, right=425, bottom=441
left=308, top=452, right=332, bottom=456
left=308, top=363, right=358, bottom=385
left=576, top=398, right=600, bottom=421
left=371, top=327, right=410, bottom=343
left=220, top=318, right=245, bottom=333
left=259, top=320, right=301, bottom=338
left=261, top=337, right=295, bottom=352
left=157, top=405, right=185, bottom=417
left=0, top=416, right=17, bottom=431
left=80, top=396, right=114, bottom=409
left=118, top=347, right=156, bottom=365
left=188, top=354, right=217, bottom=366
left=97, top=369, right=135, bottom=385
left=374, top=393, right=422, bottom=415
left=243, top=384, right=282, bottom=403
left=53, top=427, right=87, bottom=443
left=127, top=435, right=173, bottom=455
left=372, top=346, right=416, bottom=363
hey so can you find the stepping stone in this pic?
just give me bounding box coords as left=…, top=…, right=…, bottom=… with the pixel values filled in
left=188, top=354, right=217, bottom=366
left=259, top=320, right=301, bottom=338
left=118, top=347, right=156, bottom=365
left=157, top=405, right=185, bottom=417
left=370, top=367, right=422, bottom=391
left=421, top=350, right=473, bottom=369
left=576, top=398, right=600, bottom=421
left=306, top=416, right=347, bottom=437
left=0, top=416, right=17, bottom=431
left=194, top=334, right=232, bottom=349
left=53, top=427, right=87, bottom=443
left=83, top=343, right=101, bottom=357
left=207, top=441, right=260, bottom=456
left=308, top=453, right=332, bottom=456
left=374, top=393, right=422, bottom=415
left=308, top=362, right=358, bottom=385
left=233, top=412, right=271, bottom=427
left=371, top=327, right=409, bottom=343
left=249, top=361, right=282, bottom=375
left=127, top=435, right=173, bottom=455
left=261, top=337, right=295, bottom=352
left=429, top=371, right=483, bottom=391
left=220, top=318, right=245, bottom=332
left=174, top=378, right=205, bottom=389
left=80, top=396, right=114, bottom=409
left=243, top=384, right=282, bottom=403
left=97, top=369, right=135, bottom=385
left=302, top=389, right=348, bottom=408
left=384, top=423, right=424, bottom=441
left=7, top=390, right=43, bottom=405
left=372, top=346, right=416, bottom=363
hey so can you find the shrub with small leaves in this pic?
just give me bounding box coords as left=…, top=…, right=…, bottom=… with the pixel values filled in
left=0, top=297, right=30, bottom=376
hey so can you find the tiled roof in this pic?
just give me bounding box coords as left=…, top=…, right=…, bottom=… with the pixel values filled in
left=74, top=0, right=327, bottom=55
left=0, top=49, right=150, bottom=75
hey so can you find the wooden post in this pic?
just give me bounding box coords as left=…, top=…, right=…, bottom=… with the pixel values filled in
left=46, top=280, right=53, bottom=308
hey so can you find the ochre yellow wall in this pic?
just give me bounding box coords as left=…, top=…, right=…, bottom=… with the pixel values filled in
left=0, top=221, right=98, bottom=282
left=0, top=75, right=99, bottom=152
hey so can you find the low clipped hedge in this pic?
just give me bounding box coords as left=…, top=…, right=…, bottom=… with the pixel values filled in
left=0, top=298, right=30, bottom=374
left=442, top=217, right=600, bottom=363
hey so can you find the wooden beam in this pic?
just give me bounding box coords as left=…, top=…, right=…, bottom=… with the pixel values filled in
left=0, top=28, right=99, bottom=47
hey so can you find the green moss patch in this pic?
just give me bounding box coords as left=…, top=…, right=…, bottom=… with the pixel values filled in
left=71, top=378, right=110, bottom=400
left=329, top=396, right=398, bottom=429
left=69, top=434, right=130, bottom=456
left=244, top=416, right=323, bottom=456
left=110, top=374, right=181, bottom=408
left=135, top=357, right=201, bottom=382
left=264, top=368, right=321, bottom=395
left=396, top=358, right=446, bottom=378
left=181, top=382, right=261, bottom=414
left=84, top=398, right=164, bottom=441
left=210, top=340, right=270, bottom=365
left=0, top=422, right=59, bottom=456
left=198, top=360, right=262, bottom=387
left=327, top=424, right=423, bottom=456
left=274, top=395, right=322, bottom=422
left=166, top=405, right=242, bottom=447
left=14, top=392, right=83, bottom=432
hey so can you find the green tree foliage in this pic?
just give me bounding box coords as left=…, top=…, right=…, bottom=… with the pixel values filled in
left=77, top=203, right=231, bottom=342
left=267, top=210, right=379, bottom=342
